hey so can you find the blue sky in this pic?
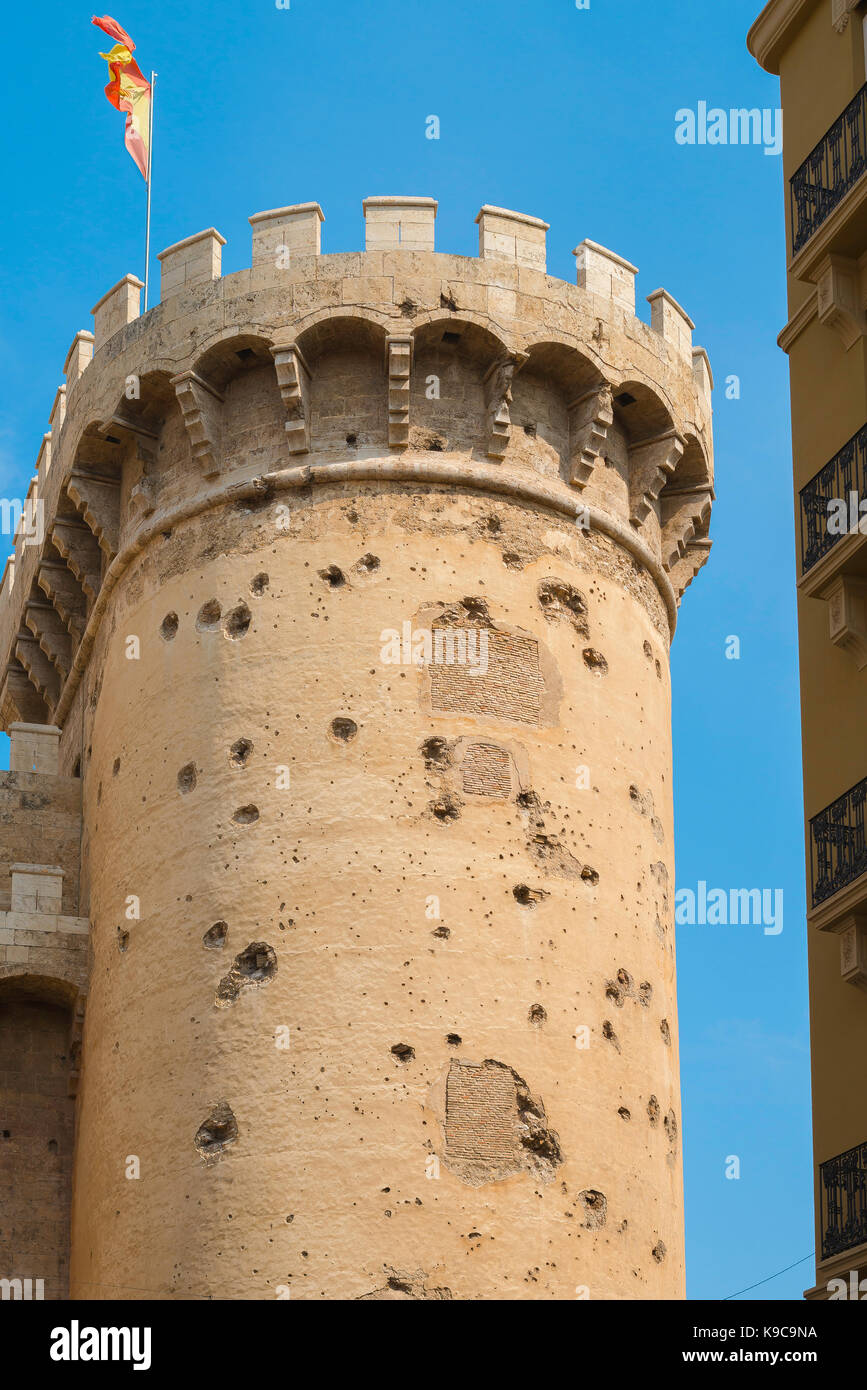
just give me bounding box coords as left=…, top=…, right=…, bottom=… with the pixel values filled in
left=0, top=0, right=806, bottom=1299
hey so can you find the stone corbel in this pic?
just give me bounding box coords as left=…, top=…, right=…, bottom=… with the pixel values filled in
left=567, top=384, right=614, bottom=487
left=660, top=485, right=714, bottom=570
left=385, top=336, right=413, bottom=449
left=628, top=428, right=685, bottom=525
left=67, top=471, right=121, bottom=560
left=826, top=575, right=867, bottom=667
left=50, top=520, right=102, bottom=603
left=0, top=661, right=49, bottom=727
left=483, top=352, right=527, bottom=460
left=126, top=436, right=158, bottom=522
left=667, top=539, right=713, bottom=603
left=816, top=255, right=867, bottom=350
left=271, top=342, right=313, bottom=455
left=24, top=601, right=72, bottom=681
left=832, top=0, right=861, bottom=34
left=37, top=561, right=86, bottom=641
left=129, top=474, right=157, bottom=522
left=96, top=416, right=159, bottom=524
left=170, top=370, right=225, bottom=477
left=15, top=634, right=60, bottom=709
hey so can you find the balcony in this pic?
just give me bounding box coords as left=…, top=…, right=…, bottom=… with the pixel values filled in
left=820, top=1141, right=867, bottom=1262
left=791, top=83, right=867, bottom=257
left=799, top=424, right=867, bottom=577
left=810, top=775, right=867, bottom=910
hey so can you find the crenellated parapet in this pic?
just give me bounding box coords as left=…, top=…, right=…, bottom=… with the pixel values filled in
left=0, top=196, right=714, bottom=733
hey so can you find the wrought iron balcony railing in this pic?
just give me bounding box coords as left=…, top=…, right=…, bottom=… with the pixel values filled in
left=820, top=1141, right=867, bottom=1262
left=791, top=82, right=867, bottom=255
left=799, top=424, right=867, bottom=575
left=810, top=775, right=867, bottom=909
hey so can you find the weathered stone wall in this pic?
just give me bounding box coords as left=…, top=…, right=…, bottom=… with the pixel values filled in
left=0, top=196, right=713, bottom=1301
left=67, top=484, right=683, bottom=1300
left=0, top=990, right=77, bottom=1301
left=0, top=772, right=82, bottom=916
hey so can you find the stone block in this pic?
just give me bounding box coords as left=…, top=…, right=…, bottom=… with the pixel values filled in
left=249, top=203, right=324, bottom=268
left=48, top=386, right=66, bottom=440
left=574, top=240, right=638, bottom=312
left=9, top=724, right=61, bottom=775
left=477, top=206, right=549, bottom=271
left=91, top=275, right=144, bottom=350
left=692, top=346, right=713, bottom=401
left=157, top=229, right=226, bottom=299
left=363, top=196, right=437, bottom=252
left=63, top=331, right=94, bottom=387
left=648, top=288, right=694, bottom=359
left=10, top=864, right=63, bottom=915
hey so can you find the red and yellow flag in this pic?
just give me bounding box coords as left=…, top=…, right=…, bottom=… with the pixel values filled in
left=92, top=15, right=151, bottom=180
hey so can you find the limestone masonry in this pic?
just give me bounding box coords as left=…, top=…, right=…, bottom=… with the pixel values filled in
left=0, top=195, right=714, bottom=1300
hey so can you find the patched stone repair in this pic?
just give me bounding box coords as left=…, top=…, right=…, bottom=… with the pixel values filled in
left=442, top=1059, right=562, bottom=1186
left=460, top=741, right=512, bottom=798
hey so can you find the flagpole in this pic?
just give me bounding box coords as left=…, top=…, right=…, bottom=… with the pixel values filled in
left=144, top=71, right=157, bottom=311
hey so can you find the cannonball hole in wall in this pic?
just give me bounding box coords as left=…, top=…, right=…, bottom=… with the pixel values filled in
left=194, top=1103, right=238, bottom=1157
left=203, top=922, right=228, bottom=949
left=196, top=600, right=222, bottom=631
left=229, top=739, right=253, bottom=768
left=177, top=763, right=198, bottom=795
left=224, top=603, right=252, bottom=639
left=319, top=565, right=346, bottom=589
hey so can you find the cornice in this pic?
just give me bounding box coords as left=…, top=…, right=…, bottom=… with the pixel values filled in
left=747, top=0, right=816, bottom=75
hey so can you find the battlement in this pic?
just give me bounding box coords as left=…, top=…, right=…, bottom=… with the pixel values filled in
left=0, top=195, right=714, bottom=735
left=65, top=196, right=708, bottom=351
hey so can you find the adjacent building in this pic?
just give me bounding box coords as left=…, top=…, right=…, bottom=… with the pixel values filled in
left=749, top=0, right=867, bottom=1300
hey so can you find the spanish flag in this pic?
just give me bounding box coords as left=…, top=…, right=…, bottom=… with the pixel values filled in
left=92, top=15, right=151, bottom=180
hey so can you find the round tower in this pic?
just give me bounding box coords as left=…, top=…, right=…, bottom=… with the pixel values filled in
left=0, top=196, right=713, bottom=1300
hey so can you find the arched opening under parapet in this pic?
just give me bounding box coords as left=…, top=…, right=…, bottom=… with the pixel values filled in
left=65, top=371, right=179, bottom=574
left=37, top=413, right=136, bottom=673
left=0, top=973, right=80, bottom=1300
left=105, top=370, right=179, bottom=521
left=191, top=335, right=286, bottom=476
left=611, top=379, right=675, bottom=445
left=191, top=333, right=274, bottom=393
left=295, top=316, right=390, bottom=455
left=512, top=342, right=607, bottom=486
left=99, top=369, right=178, bottom=441
left=610, top=379, right=678, bottom=527
left=73, top=371, right=178, bottom=487
left=658, top=433, right=713, bottom=573
left=410, top=318, right=512, bottom=457
left=663, top=432, right=712, bottom=493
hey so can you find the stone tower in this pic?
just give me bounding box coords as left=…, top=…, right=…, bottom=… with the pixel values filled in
left=0, top=196, right=713, bottom=1301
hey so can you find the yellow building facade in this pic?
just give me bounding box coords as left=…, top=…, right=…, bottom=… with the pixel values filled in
left=750, top=0, right=867, bottom=1300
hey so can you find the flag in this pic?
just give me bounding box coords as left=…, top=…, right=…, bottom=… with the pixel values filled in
left=92, top=15, right=151, bottom=180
